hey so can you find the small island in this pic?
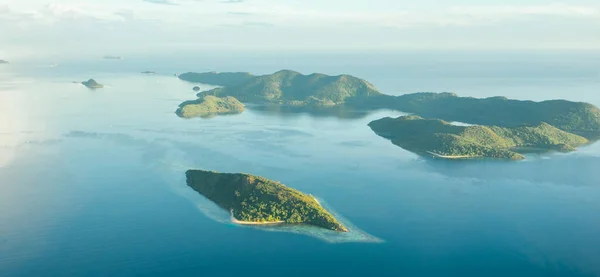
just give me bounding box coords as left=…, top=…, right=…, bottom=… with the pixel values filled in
left=185, top=170, right=348, bottom=232
left=0, top=60, right=8, bottom=64
left=193, top=86, right=201, bottom=92
left=141, top=71, right=156, bottom=75
left=368, top=115, right=589, bottom=160
left=176, top=95, right=245, bottom=118
left=81, top=79, right=104, bottom=89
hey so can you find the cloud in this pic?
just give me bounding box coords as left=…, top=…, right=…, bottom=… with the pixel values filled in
left=143, top=0, right=180, bottom=5
left=220, top=0, right=245, bottom=3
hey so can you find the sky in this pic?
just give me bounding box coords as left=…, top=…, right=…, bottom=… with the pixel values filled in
left=0, top=0, right=599, bottom=59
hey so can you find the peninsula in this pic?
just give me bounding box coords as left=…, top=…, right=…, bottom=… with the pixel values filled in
left=185, top=170, right=348, bottom=232
left=176, top=95, right=245, bottom=118
left=81, top=79, right=104, bottom=89
left=368, top=115, right=589, bottom=160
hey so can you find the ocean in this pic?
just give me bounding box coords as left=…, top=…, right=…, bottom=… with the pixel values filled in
left=1, top=51, right=600, bottom=277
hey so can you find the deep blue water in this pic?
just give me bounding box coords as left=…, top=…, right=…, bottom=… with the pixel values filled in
left=1, top=52, right=600, bottom=277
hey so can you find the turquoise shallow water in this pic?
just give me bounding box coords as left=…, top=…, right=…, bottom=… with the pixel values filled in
left=1, top=52, right=600, bottom=277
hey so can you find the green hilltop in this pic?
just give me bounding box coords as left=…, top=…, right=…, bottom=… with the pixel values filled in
left=368, top=115, right=589, bottom=160
left=176, top=71, right=600, bottom=139
left=176, top=95, right=245, bottom=118
left=196, top=70, right=382, bottom=107
left=390, top=92, right=600, bottom=138
left=186, top=170, right=348, bottom=232
left=179, top=71, right=255, bottom=86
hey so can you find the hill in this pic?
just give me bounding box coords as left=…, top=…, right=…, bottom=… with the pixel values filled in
left=368, top=115, right=589, bottom=160
left=176, top=96, right=244, bottom=118
left=178, top=72, right=255, bottom=86
left=186, top=170, right=348, bottom=232
left=197, top=70, right=382, bottom=107
left=391, top=93, right=600, bottom=138
left=81, top=79, right=103, bottom=89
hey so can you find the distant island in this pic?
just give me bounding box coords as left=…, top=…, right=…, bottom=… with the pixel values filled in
left=179, top=71, right=255, bottom=86
left=176, top=95, right=245, bottom=118
left=141, top=71, right=156, bottom=75
left=0, top=60, right=8, bottom=64
left=103, top=56, right=123, bottom=60
left=186, top=170, right=348, bottom=232
left=369, top=115, right=589, bottom=160
left=81, top=79, right=104, bottom=89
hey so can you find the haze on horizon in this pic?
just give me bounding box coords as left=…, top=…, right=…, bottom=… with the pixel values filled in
left=0, top=0, right=599, bottom=59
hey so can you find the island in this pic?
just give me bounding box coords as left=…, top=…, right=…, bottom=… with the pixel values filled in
left=141, top=71, right=156, bottom=75
left=81, top=79, right=104, bottom=89
left=185, top=169, right=348, bottom=232
left=176, top=95, right=245, bottom=118
left=179, top=71, right=255, bottom=86
left=387, top=92, right=600, bottom=139
left=0, top=60, right=8, bottom=64
left=195, top=69, right=382, bottom=107
left=368, top=115, right=589, bottom=160
left=193, top=86, right=201, bottom=92
left=175, top=69, right=600, bottom=148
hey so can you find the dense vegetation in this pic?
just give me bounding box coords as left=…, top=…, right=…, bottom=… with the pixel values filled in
left=176, top=95, right=245, bottom=118
left=390, top=93, right=600, bottom=138
left=81, top=79, right=103, bottom=89
left=197, top=70, right=382, bottom=107
left=175, top=71, right=600, bottom=142
left=179, top=72, right=255, bottom=86
left=186, top=170, right=348, bottom=232
left=368, top=115, right=589, bottom=160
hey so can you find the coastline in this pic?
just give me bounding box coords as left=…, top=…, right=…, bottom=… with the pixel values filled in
left=426, top=151, right=477, bottom=159
left=230, top=209, right=285, bottom=225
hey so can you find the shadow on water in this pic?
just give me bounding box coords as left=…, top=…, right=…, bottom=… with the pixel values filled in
left=421, top=154, right=600, bottom=187
left=247, top=104, right=391, bottom=120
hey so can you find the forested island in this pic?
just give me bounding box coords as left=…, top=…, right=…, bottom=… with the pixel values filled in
left=179, top=71, right=255, bottom=86
left=177, top=71, right=600, bottom=138
left=386, top=93, right=600, bottom=139
left=176, top=96, right=245, bottom=118
left=81, top=79, right=104, bottom=89
left=369, top=115, right=589, bottom=160
left=182, top=70, right=382, bottom=107
left=186, top=170, right=348, bottom=232
left=176, top=70, right=600, bottom=158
